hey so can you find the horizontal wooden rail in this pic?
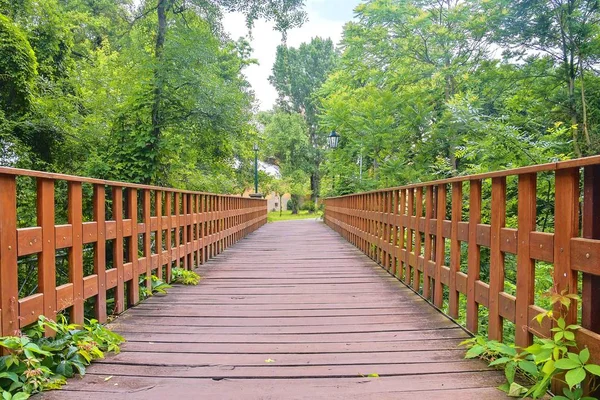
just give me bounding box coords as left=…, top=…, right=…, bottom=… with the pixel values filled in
left=0, top=167, right=267, bottom=335
left=324, top=155, right=600, bottom=362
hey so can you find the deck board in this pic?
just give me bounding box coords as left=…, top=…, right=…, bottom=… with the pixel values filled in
left=40, top=219, right=508, bottom=399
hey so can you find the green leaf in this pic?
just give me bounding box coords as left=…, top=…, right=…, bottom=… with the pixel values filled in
left=11, top=393, right=30, bottom=400
left=584, top=364, right=600, bottom=376
left=505, top=362, right=516, bottom=384
left=465, top=345, right=484, bottom=359
left=0, top=372, right=19, bottom=382
left=517, top=360, right=539, bottom=377
left=489, top=357, right=510, bottom=366
left=507, top=382, right=527, bottom=397
left=565, top=367, right=586, bottom=389
left=555, top=358, right=580, bottom=370
left=579, top=348, right=590, bottom=364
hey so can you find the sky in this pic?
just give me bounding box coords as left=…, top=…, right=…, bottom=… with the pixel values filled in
left=222, top=0, right=362, bottom=111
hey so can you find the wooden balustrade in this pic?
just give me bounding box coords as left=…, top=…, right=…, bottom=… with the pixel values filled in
left=0, top=167, right=267, bottom=336
left=324, top=156, right=600, bottom=361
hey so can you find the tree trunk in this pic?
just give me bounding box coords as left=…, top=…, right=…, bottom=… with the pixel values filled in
left=291, top=194, right=300, bottom=215
left=310, top=172, right=319, bottom=203
left=149, top=0, right=168, bottom=183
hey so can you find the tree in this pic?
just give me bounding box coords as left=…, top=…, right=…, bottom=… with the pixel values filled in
left=0, top=14, right=37, bottom=118
left=261, top=111, right=312, bottom=214
left=269, top=37, right=338, bottom=202
left=492, top=0, right=600, bottom=156
left=145, top=0, right=307, bottom=184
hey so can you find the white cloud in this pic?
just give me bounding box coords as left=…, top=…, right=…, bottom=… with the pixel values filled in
left=222, top=0, right=351, bottom=111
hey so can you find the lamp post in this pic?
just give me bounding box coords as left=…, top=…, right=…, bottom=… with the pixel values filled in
left=253, top=143, right=259, bottom=194
left=327, top=130, right=340, bottom=149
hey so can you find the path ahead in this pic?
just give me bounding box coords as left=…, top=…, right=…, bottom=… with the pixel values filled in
left=42, top=219, right=507, bottom=399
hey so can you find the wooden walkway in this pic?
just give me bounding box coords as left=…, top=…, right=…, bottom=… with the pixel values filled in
left=41, top=219, right=507, bottom=399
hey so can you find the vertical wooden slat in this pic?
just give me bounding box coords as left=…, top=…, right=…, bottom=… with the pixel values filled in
left=93, top=185, right=106, bottom=323
left=143, top=190, right=152, bottom=291
left=127, top=188, right=139, bottom=306
left=515, top=173, right=536, bottom=348
left=391, top=190, right=399, bottom=276
left=0, top=175, right=19, bottom=336
left=466, top=179, right=482, bottom=333
left=398, top=190, right=406, bottom=282
left=423, top=186, right=433, bottom=300
left=113, top=187, right=125, bottom=314
left=488, top=177, right=506, bottom=341
left=68, top=182, right=84, bottom=324
left=166, top=193, right=173, bottom=271
left=449, top=182, right=462, bottom=318
left=554, top=168, right=579, bottom=325
left=434, top=184, right=446, bottom=308
left=406, top=189, right=414, bottom=287
left=582, top=165, right=600, bottom=332
left=156, top=191, right=165, bottom=282
left=414, top=188, right=423, bottom=291
left=37, top=179, right=56, bottom=332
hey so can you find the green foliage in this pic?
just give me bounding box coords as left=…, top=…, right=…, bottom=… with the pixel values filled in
left=461, top=290, right=600, bottom=399
left=0, top=14, right=37, bottom=117
left=140, top=275, right=172, bottom=299
left=0, top=315, right=124, bottom=398
left=171, top=268, right=201, bottom=286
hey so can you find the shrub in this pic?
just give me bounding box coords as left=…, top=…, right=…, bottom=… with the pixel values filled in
left=171, top=268, right=201, bottom=285
left=0, top=315, right=124, bottom=399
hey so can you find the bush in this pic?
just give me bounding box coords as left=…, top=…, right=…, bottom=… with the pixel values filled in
left=286, top=199, right=293, bottom=210
left=0, top=315, right=124, bottom=399
left=171, top=268, right=201, bottom=285
left=300, top=201, right=316, bottom=213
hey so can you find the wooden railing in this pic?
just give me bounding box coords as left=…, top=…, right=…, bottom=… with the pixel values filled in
left=0, top=167, right=267, bottom=336
left=324, top=156, right=600, bottom=361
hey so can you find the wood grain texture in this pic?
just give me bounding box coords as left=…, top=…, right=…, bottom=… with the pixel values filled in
left=40, top=220, right=506, bottom=399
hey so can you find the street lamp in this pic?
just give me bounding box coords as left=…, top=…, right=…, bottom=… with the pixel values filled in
left=253, top=143, right=259, bottom=194
left=327, top=130, right=340, bottom=149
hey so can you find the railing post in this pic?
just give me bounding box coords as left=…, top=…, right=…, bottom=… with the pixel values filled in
left=113, top=187, right=125, bottom=314
left=93, top=184, right=107, bottom=323
left=126, top=188, right=139, bottom=306
left=449, top=182, right=462, bottom=319
left=582, top=165, right=600, bottom=332
left=489, top=177, right=506, bottom=341
left=466, top=179, right=482, bottom=333
left=37, top=179, right=57, bottom=333
left=434, top=184, right=446, bottom=308
left=0, top=175, right=19, bottom=336
left=68, top=182, right=84, bottom=325
left=515, top=173, right=536, bottom=348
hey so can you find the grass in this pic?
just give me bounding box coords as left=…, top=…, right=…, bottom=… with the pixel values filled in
left=267, top=210, right=323, bottom=223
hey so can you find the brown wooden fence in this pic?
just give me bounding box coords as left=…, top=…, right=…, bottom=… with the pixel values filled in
left=0, top=167, right=267, bottom=336
left=324, top=156, right=600, bottom=361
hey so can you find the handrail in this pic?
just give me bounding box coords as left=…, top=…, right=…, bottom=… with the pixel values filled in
left=0, top=167, right=267, bottom=336
left=323, top=157, right=600, bottom=362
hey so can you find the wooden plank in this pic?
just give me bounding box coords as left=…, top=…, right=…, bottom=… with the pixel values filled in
left=466, top=179, right=481, bottom=333
left=37, top=179, right=56, bottom=333
left=113, top=187, right=125, bottom=314
left=413, top=188, right=423, bottom=290
left=449, top=182, right=462, bottom=318
left=582, top=165, right=600, bottom=333
left=488, top=177, right=506, bottom=341
left=423, top=186, right=433, bottom=300
left=434, top=184, right=446, bottom=308
left=68, top=182, right=84, bottom=324
left=515, top=173, right=536, bottom=348
left=127, top=188, right=139, bottom=306
left=554, top=168, right=579, bottom=325
left=93, top=185, right=107, bottom=323
left=17, top=227, right=43, bottom=256
left=405, top=189, right=414, bottom=287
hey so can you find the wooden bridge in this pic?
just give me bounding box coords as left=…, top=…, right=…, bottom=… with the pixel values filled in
left=0, top=156, right=599, bottom=398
